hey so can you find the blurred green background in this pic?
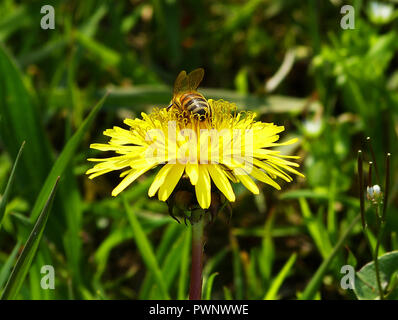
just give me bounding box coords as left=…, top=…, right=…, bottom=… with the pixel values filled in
left=0, top=0, right=397, bottom=300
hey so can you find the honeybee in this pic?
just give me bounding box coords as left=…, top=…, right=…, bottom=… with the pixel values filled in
left=167, top=68, right=211, bottom=120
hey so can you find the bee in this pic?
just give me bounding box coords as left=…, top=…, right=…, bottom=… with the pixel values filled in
left=167, top=68, right=211, bottom=120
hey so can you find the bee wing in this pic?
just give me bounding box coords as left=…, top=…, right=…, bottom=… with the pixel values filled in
left=173, top=70, right=189, bottom=94
left=187, top=68, right=204, bottom=91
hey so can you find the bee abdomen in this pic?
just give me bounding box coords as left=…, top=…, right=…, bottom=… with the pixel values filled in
left=180, top=93, right=209, bottom=115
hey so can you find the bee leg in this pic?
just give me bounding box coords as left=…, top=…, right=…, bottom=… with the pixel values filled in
left=170, top=210, right=181, bottom=224
left=167, top=199, right=180, bottom=224
left=167, top=102, right=174, bottom=111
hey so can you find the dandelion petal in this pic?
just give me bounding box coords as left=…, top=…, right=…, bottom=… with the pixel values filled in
left=158, top=164, right=185, bottom=201
left=208, top=164, right=235, bottom=202
left=148, top=164, right=174, bottom=197
left=196, top=166, right=211, bottom=209
left=112, top=164, right=156, bottom=196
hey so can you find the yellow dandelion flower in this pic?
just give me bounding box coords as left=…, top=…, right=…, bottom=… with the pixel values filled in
left=86, top=99, right=303, bottom=209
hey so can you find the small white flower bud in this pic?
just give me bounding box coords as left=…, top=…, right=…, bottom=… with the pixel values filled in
left=367, top=184, right=383, bottom=204
left=372, top=185, right=381, bottom=195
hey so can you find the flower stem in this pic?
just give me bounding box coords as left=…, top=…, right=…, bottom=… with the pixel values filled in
left=374, top=209, right=384, bottom=300
left=189, top=214, right=204, bottom=300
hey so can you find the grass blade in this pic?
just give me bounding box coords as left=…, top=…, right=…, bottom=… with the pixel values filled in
left=299, top=197, right=332, bottom=258
left=29, top=94, right=107, bottom=222
left=0, top=141, right=25, bottom=227
left=299, top=214, right=361, bottom=300
left=0, top=242, right=21, bottom=289
left=204, top=272, right=219, bottom=300
left=138, top=222, right=180, bottom=299
left=223, top=286, right=233, bottom=300
left=0, top=44, right=53, bottom=200
left=149, top=230, right=186, bottom=299
left=259, top=211, right=275, bottom=283
left=123, top=196, right=170, bottom=300
left=264, top=253, right=297, bottom=300
left=0, top=177, right=60, bottom=300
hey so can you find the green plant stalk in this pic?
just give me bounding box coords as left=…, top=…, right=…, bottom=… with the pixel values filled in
left=1, top=177, right=59, bottom=300
left=189, top=213, right=205, bottom=300
left=300, top=214, right=360, bottom=300
left=374, top=208, right=384, bottom=300
left=357, top=151, right=366, bottom=229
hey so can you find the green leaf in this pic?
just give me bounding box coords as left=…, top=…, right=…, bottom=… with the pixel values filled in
left=202, top=247, right=229, bottom=283
left=354, top=251, right=398, bottom=300
left=234, top=68, right=249, bottom=94
left=264, top=253, right=297, bottom=300
left=204, top=272, right=219, bottom=300
left=149, top=229, right=186, bottom=299
left=29, top=94, right=107, bottom=222
left=0, top=5, right=30, bottom=41
left=94, top=226, right=134, bottom=280
left=299, top=215, right=360, bottom=300
left=0, top=141, right=25, bottom=227
left=0, top=177, right=59, bottom=300
left=258, top=211, right=275, bottom=283
left=223, top=286, right=233, bottom=300
left=75, top=31, right=121, bottom=67
left=365, top=229, right=386, bottom=256
left=138, top=222, right=181, bottom=299
left=346, top=247, right=358, bottom=269
left=298, top=198, right=332, bottom=259
left=151, top=0, right=181, bottom=63
left=246, top=249, right=261, bottom=298
left=161, top=230, right=186, bottom=290
left=123, top=196, right=170, bottom=299
left=0, top=242, right=21, bottom=289
left=18, top=39, right=68, bottom=67
left=0, top=44, right=53, bottom=199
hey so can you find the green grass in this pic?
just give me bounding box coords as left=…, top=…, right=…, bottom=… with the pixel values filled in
left=0, top=0, right=397, bottom=300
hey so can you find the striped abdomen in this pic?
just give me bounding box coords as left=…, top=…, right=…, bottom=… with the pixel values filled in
left=180, top=92, right=209, bottom=117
